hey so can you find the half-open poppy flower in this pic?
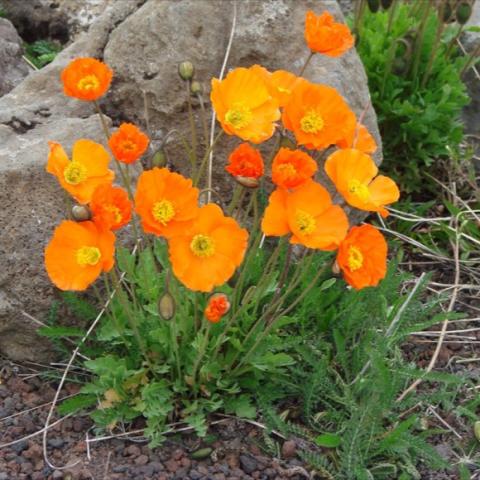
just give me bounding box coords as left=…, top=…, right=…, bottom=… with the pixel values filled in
left=46, top=140, right=114, bottom=204
left=271, top=147, right=317, bottom=189
left=204, top=293, right=230, bottom=323
left=336, top=224, right=387, bottom=289
left=90, top=184, right=132, bottom=231
left=108, top=123, right=149, bottom=164
left=226, top=143, right=264, bottom=179
left=45, top=220, right=115, bottom=291
left=324, top=148, right=399, bottom=217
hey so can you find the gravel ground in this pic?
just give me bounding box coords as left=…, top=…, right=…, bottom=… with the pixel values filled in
left=0, top=370, right=315, bottom=480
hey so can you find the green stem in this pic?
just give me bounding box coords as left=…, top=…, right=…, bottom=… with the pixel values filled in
left=227, top=184, right=243, bottom=215
left=191, top=322, right=212, bottom=392
left=298, top=51, right=315, bottom=77
left=194, top=131, right=224, bottom=187
left=421, top=2, right=445, bottom=88
left=187, top=80, right=198, bottom=179
left=410, top=0, right=432, bottom=81
left=386, top=0, right=398, bottom=35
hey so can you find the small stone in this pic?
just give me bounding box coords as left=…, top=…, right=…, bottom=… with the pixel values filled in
left=189, top=470, right=202, bottom=480
left=134, top=454, right=149, bottom=466
left=12, top=440, right=28, bottom=454
left=112, top=465, right=129, bottom=473
left=150, top=461, right=164, bottom=473
left=172, top=448, right=184, bottom=460
left=281, top=440, right=297, bottom=459
left=180, top=457, right=191, bottom=469
left=240, top=454, right=257, bottom=474
left=52, top=471, right=64, bottom=479
left=124, top=444, right=141, bottom=457
left=72, top=418, right=84, bottom=433
left=0, top=474, right=8, bottom=480
left=165, top=459, right=179, bottom=473
left=48, top=438, right=64, bottom=449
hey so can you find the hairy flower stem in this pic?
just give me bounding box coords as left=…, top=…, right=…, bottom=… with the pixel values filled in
left=193, top=131, right=223, bottom=187
left=187, top=80, right=198, bottom=178
left=386, top=0, right=398, bottom=35
left=410, top=0, right=432, bottom=81
left=445, top=24, right=465, bottom=61
left=233, top=262, right=330, bottom=373
left=191, top=322, right=212, bottom=394
left=196, top=93, right=210, bottom=151
left=298, top=51, right=315, bottom=77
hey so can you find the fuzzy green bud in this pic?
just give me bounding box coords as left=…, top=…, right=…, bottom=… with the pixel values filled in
left=367, top=0, right=380, bottom=13
left=151, top=149, right=167, bottom=168
left=441, top=1, right=454, bottom=23
left=158, top=291, right=175, bottom=320
left=71, top=205, right=91, bottom=222
left=474, top=421, right=480, bottom=441
left=190, top=81, right=203, bottom=95
left=178, top=61, right=195, bottom=81
left=456, top=1, right=473, bottom=25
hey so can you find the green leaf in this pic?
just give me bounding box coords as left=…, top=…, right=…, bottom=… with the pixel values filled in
left=225, top=395, right=256, bottom=419
left=315, top=433, right=342, bottom=448
left=38, top=325, right=84, bottom=338
left=58, top=394, right=97, bottom=415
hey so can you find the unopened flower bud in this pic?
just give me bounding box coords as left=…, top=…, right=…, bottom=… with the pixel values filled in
left=178, top=61, right=195, bottom=81
left=474, top=421, right=480, bottom=441
left=190, top=81, right=203, bottom=95
left=71, top=204, right=91, bottom=222
left=332, top=260, right=341, bottom=275
left=441, top=1, right=454, bottom=23
left=234, top=175, right=259, bottom=189
left=392, top=57, right=408, bottom=75
left=158, top=291, right=176, bottom=320
left=380, top=0, right=393, bottom=9
left=456, top=1, right=473, bottom=25
left=151, top=149, right=167, bottom=168
left=367, top=0, right=380, bottom=13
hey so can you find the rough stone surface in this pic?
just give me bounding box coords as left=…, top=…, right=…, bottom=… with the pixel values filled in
left=0, top=18, right=30, bottom=97
left=0, top=0, right=381, bottom=361
left=0, top=0, right=111, bottom=43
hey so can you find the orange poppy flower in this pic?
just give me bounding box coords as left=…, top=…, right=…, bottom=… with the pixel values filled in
left=108, top=123, right=149, bottom=164
left=45, top=220, right=115, bottom=291
left=61, top=57, right=113, bottom=101
left=272, top=147, right=318, bottom=189
left=324, top=148, right=399, bottom=217
left=168, top=204, right=248, bottom=292
left=304, top=10, right=354, bottom=57
left=336, top=123, right=377, bottom=154
left=211, top=66, right=280, bottom=144
left=46, top=140, right=114, bottom=204
left=282, top=79, right=356, bottom=150
left=336, top=224, right=387, bottom=290
left=262, top=180, right=348, bottom=250
left=134, top=167, right=199, bottom=238
left=226, top=143, right=264, bottom=179
left=90, top=184, right=132, bottom=231
left=204, top=293, right=230, bottom=323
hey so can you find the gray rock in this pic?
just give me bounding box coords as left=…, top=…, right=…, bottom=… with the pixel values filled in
left=0, top=18, right=30, bottom=97
left=0, top=0, right=381, bottom=361
left=239, top=454, right=257, bottom=474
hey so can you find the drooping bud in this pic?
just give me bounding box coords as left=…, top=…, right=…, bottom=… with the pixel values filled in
left=178, top=61, right=195, bottom=81
left=367, top=0, right=380, bottom=13
left=332, top=260, right=341, bottom=275
left=190, top=81, right=203, bottom=95
left=441, top=1, right=454, bottom=23
left=151, top=149, right=167, bottom=168
left=456, top=1, right=473, bottom=25
left=71, top=204, right=91, bottom=222
left=380, top=0, right=393, bottom=9
left=392, top=57, right=408, bottom=75
left=158, top=291, right=176, bottom=320
left=234, top=175, right=259, bottom=189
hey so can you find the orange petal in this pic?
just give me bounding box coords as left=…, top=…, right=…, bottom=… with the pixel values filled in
left=261, top=189, right=290, bottom=237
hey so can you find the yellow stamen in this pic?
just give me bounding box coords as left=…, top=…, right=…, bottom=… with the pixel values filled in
left=225, top=102, right=253, bottom=129
left=296, top=210, right=316, bottom=235
left=77, top=75, right=100, bottom=91
left=105, top=205, right=122, bottom=224
left=347, top=179, right=370, bottom=202
left=277, top=87, right=291, bottom=94
left=347, top=246, right=364, bottom=271
left=120, top=140, right=137, bottom=152
left=63, top=162, right=87, bottom=185
left=152, top=200, right=175, bottom=225
left=278, top=163, right=297, bottom=179
left=190, top=234, right=215, bottom=258
left=76, top=246, right=101, bottom=266
left=300, top=110, right=324, bottom=134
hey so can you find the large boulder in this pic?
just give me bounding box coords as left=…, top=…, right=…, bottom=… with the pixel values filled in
left=0, top=0, right=381, bottom=362
left=0, top=18, right=30, bottom=97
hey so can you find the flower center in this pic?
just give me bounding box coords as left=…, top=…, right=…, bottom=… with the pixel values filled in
left=347, top=246, right=364, bottom=271
left=278, top=163, right=298, bottom=179
left=225, top=103, right=253, bottom=129
left=63, top=162, right=87, bottom=185
left=190, top=234, right=215, bottom=258
left=120, top=140, right=137, bottom=152
left=76, top=246, right=101, bottom=266
left=105, top=205, right=122, bottom=224
left=295, top=210, right=316, bottom=235
left=152, top=200, right=175, bottom=225
left=77, top=75, right=100, bottom=91
left=300, top=110, right=324, bottom=134
left=348, top=179, right=371, bottom=202
left=277, top=86, right=291, bottom=94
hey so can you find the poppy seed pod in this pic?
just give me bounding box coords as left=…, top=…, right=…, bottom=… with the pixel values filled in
left=190, top=81, right=202, bottom=95
left=234, top=175, right=259, bottom=189
left=367, top=0, right=380, bottom=13
left=456, top=1, right=473, bottom=25
left=178, top=61, right=194, bottom=81
left=71, top=204, right=91, bottom=222
left=158, top=291, right=176, bottom=320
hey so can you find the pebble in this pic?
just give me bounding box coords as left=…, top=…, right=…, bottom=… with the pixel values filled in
left=11, top=440, right=28, bottom=454
left=189, top=470, right=202, bottom=480
left=240, top=454, right=258, bottom=474
left=134, top=454, right=149, bottom=466
left=124, top=444, right=141, bottom=457
left=48, top=438, right=65, bottom=449
left=112, top=465, right=129, bottom=473
left=281, top=440, right=297, bottom=459
left=165, top=458, right=179, bottom=473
